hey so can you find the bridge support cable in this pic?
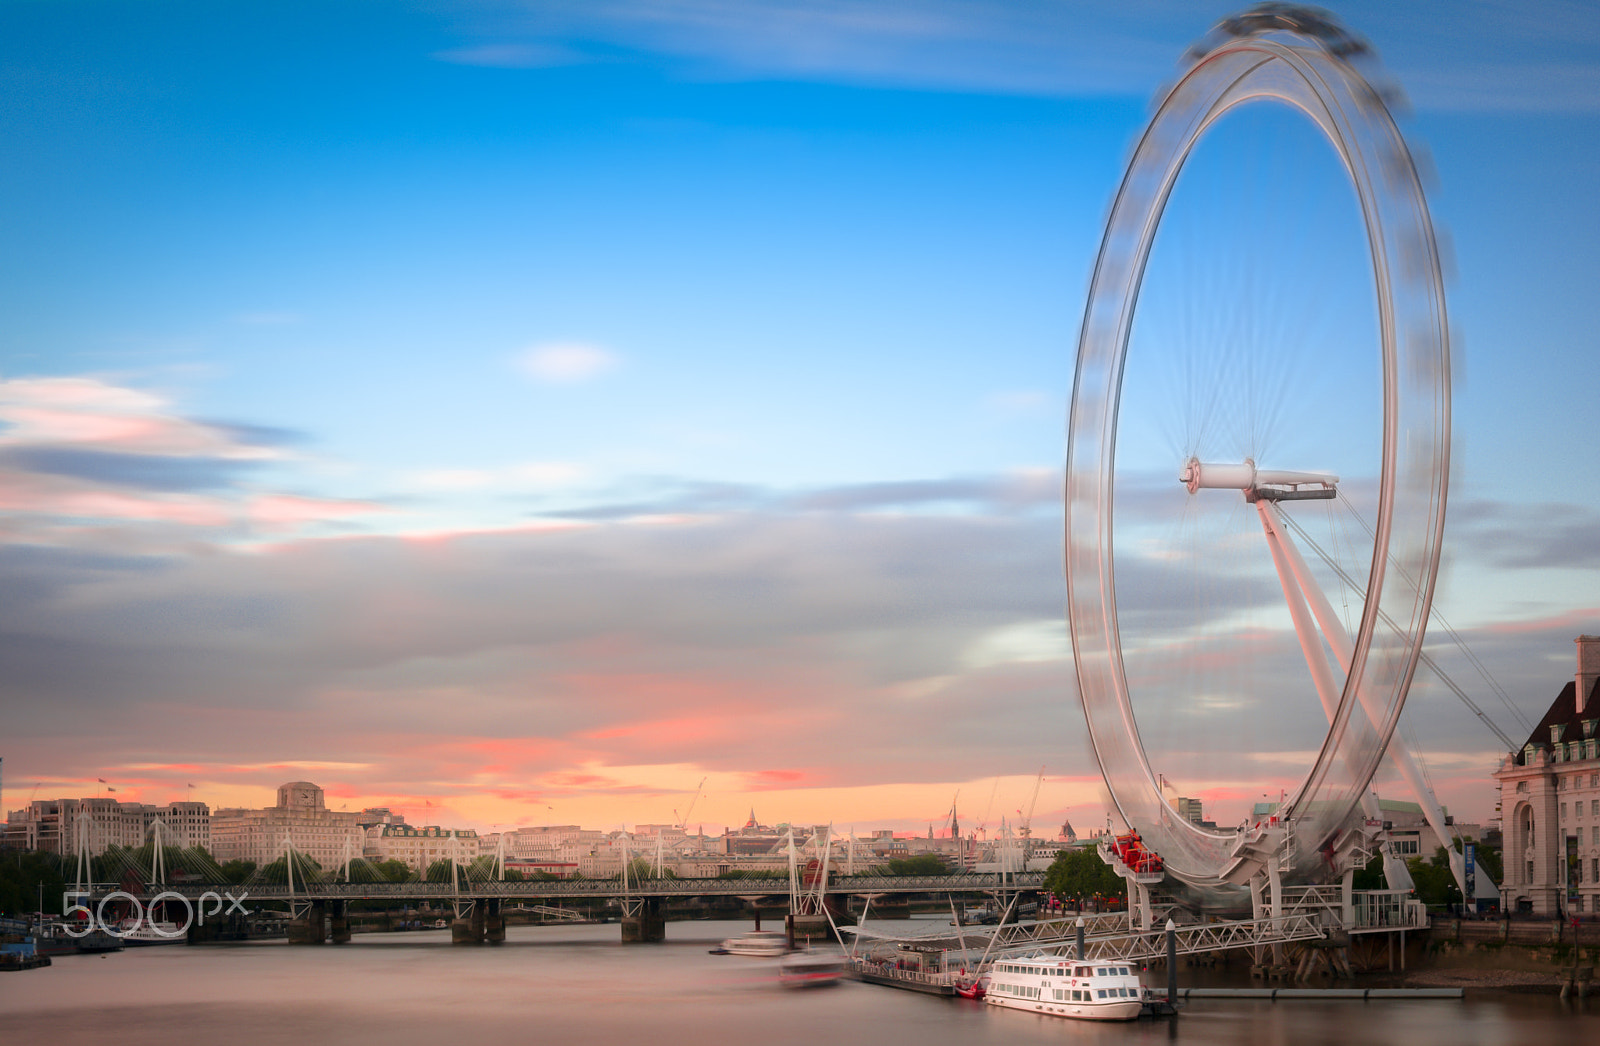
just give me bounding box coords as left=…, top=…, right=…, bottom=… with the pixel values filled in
left=1329, top=497, right=1529, bottom=735
left=1283, top=508, right=1521, bottom=751
left=1265, top=502, right=1468, bottom=899
left=1256, top=501, right=1409, bottom=890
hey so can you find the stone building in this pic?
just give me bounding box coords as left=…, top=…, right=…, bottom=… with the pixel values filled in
left=210, top=781, right=398, bottom=870
left=363, top=824, right=480, bottom=873
left=3, top=797, right=210, bottom=855
left=1494, top=635, right=1600, bottom=916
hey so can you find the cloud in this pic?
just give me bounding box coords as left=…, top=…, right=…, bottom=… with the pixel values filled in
left=516, top=343, right=620, bottom=383
left=0, top=375, right=383, bottom=536
left=0, top=447, right=264, bottom=491
left=0, top=414, right=1588, bottom=833
left=433, top=42, right=590, bottom=68
left=433, top=0, right=1600, bottom=111
left=0, top=376, right=280, bottom=460
left=538, top=470, right=1055, bottom=520
left=1448, top=497, right=1600, bottom=570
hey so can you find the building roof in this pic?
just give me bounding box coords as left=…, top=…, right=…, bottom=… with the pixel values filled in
left=1517, top=676, right=1600, bottom=760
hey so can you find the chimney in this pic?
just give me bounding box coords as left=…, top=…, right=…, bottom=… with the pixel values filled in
left=1577, top=635, right=1600, bottom=715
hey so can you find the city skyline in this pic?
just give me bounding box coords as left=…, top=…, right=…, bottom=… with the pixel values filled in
left=2, top=2, right=1598, bottom=837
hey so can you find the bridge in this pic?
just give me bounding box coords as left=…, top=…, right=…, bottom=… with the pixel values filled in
left=75, top=871, right=1048, bottom=945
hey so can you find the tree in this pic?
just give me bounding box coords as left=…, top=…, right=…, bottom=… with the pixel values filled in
left=0, top=849, right=66, bottom=918
left=1352, top=853, right=1386, bottom=890
left=258, top=852, right=324, bottom=885
left=1407, top=847, right=1463, bottom=910
left=1043, top=847, right=1125, bottom=903
left=885, top=854, right=950, bottom=875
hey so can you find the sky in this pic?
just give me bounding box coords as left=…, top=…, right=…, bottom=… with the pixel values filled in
left=1, top=0, right=1597, bottom=842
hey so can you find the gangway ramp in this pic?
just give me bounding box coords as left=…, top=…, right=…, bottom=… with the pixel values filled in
left=991, top=913, right=1328, bottom=965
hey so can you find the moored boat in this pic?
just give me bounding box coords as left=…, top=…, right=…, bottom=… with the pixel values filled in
left=954, top=973, right=990, bottom=999
left=114, top=918, right=188, bottom=946
left=848, top=942, right=971, bottom=996
left=985, top=955, right=1145, bottom=1021
left=1, top=920, right=52, bottom=971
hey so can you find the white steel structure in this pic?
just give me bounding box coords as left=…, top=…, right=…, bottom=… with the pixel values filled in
left=1065, top=5, right=1451, bottom=905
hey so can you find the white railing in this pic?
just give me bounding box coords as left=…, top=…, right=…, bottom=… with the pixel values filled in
left=849, top=958, right=959, bottom=987
left=1349, top=890, right=1428, bottom=931
left=988, top=913, right=1326, bottom=965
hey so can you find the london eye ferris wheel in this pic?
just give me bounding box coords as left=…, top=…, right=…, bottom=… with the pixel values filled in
left=1065, top=5, right=1451, bottom=899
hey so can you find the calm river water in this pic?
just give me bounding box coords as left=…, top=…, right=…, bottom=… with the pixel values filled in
left=3, top=917, right=1596, bottom=1045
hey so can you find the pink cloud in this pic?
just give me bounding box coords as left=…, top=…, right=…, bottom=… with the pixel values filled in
left=0, top=470, right=234, bottom=525
left=1482, top=609, right=1600, bottom=636
left=248, top=494, right=385, bottom=530
left=744, top=769, right=808, bottom=790
left=0, top=377, right=278, bottom=459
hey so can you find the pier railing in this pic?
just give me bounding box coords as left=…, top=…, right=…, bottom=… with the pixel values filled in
left=989, top=912, right=1328, bottom=964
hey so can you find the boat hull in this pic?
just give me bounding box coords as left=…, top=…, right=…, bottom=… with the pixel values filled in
left=986, top=994, right=1142, bottom=1021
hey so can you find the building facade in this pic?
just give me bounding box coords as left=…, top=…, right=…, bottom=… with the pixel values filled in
left=3, top=797, right=210, bottom=855
left=210, top=781, right=398, bottom=870
left=1494, top=635, right=1600, bottom=916
left=364, top=824, right=481, bottom=872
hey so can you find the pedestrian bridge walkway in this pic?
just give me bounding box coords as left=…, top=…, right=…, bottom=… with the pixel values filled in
left=79, top=870, right=1045, bottom=903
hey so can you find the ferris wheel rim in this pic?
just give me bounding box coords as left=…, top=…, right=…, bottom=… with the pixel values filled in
left=1065, top=20, right=1450, bottom=889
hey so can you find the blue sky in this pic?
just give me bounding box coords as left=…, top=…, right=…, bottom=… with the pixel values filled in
left=1, top=0, right=1596, bottom=836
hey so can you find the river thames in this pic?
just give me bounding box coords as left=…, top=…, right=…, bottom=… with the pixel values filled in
left=4, top=917, right=1596, bottom=1044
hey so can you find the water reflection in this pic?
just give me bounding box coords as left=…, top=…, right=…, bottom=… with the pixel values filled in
left=3, top=918, right=1595, bottom=1045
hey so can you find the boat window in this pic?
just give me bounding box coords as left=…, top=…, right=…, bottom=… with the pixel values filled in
left=1097, top=989, right=1106, bottom=998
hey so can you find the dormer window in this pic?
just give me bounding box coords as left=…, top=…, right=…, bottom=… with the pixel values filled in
left=1553, top=724, right=1568, bottom=744
left=1585, top=720, right=1598, bottom=739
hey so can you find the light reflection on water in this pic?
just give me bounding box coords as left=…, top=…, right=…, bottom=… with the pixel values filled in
left=3, top=917, right=1596, bottom=1045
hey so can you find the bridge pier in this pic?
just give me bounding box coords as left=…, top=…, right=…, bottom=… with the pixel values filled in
left=621, top=899, right=665, bottom=943
left=786, top=913, right=830, bottom=949
left=452, top=902, right=487, bottom=944
left=288, top=901, right=327, bottom=945
left=329, top=900, right=351, bottom=944
left=188, top=908, right=250, bottom=944
left=485, top=899, right=505, bottom=944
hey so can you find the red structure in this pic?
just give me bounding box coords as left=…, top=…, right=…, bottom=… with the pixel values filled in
left=1111, top=832, right=1163, bottom=876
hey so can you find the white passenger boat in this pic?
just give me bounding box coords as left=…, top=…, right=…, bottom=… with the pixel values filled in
left=985, top=955, right=1145, bottom=1021
left=114, top=918, right=188, bottom=946
left=778, top=950, right=847, bottom=987
left=716, top=930, right=790, bottom=957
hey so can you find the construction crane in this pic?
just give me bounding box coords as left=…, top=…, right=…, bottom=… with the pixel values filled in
left=1018, top=767, right=1045, bottom=862
left=674, top=777, right=707, bottom=830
